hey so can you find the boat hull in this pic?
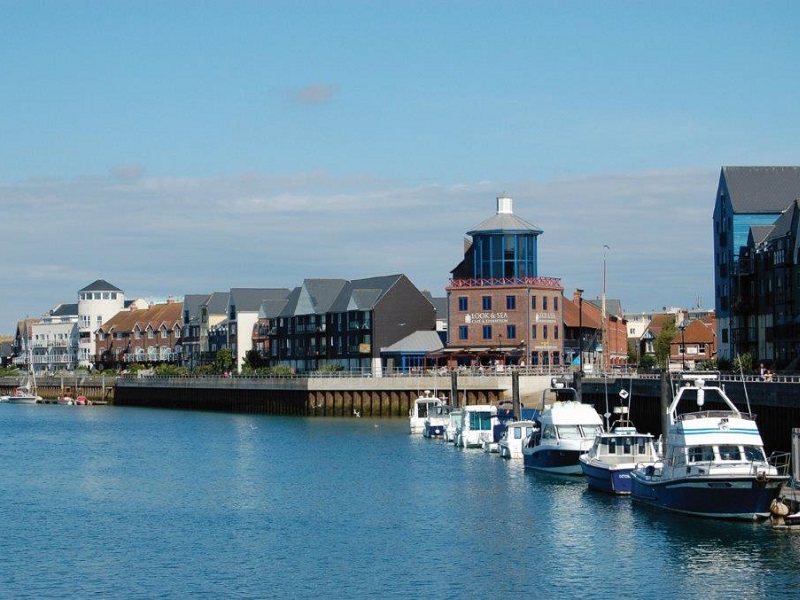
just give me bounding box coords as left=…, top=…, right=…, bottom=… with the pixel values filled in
left=523, top=447, right=584, bottom=476
left=580, top=460, right=635, bottom=494
left=630, top=472, right=789, bottom=520
left=7, top=396, right=40, bottom=405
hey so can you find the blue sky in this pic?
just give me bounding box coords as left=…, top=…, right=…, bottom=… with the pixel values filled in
left=2, top=1, right=799, bottom=333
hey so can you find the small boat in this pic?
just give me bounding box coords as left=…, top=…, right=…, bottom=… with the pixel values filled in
left=7, top=387, right=42, bottom=404
left=409, top=391, right=445, bottom=434
left=579, top=415, right=659, bottom=494
left=523, top=380, right=603, bottom=475
left=423, top=403, right=452, bottom=438
left=455, top=404, right=498, bottom=448
left=75, top=396, right=88, bottom=406
left=444, top=408, right=463, bottom=444
left=630, top=374, right=791, bottom=520
left=499, top=420, right=539, bottom=459
left=57, top=396, right=75, bottom=405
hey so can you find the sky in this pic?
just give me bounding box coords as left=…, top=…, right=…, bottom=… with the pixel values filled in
left=2, top=1, right=800, bottom=334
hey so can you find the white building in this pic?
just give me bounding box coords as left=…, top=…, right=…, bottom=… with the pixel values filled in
left=30, top=304, right=79, bottom=374
left=78, top=280, right=126, bottom=368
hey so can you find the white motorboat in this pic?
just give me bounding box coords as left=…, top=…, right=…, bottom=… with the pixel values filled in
left=423, top=403, right=452, bottom=438
left=456, top=404, right=498, bottom=449
left=444, top=408, right=463, bottom=444
left=7, top=385, right=42, bottom=404
left=523, top=381, right=603, bottom=475
left=409, top=391, right=445, bottom=434
left=630, top=374, right=790, bottom=520
left=499, top=420, right=539, bottom=459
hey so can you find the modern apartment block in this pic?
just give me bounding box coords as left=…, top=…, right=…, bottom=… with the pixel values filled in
left=713, top=166, right=800, bottom=361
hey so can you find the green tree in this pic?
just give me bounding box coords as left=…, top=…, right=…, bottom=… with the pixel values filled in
left=654, top=317, right=677, bottom=368
left=627, top=341, right=639, bottom=365
left=244, top=349, right=262, bottom=372
left=639, top=354, right=657, bottom=370
left=733, top=352, right=753, bottom=373
left=214, top=348, right=234, bottom=374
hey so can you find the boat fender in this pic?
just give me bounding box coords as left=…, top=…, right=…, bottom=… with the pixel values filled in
left=770, top=498, right=790, bottom=517
left=756, top=471, right=770, bottom=483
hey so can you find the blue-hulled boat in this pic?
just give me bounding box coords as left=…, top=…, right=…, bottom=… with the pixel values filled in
left=579, top=418, right=658, bottom=494
left=630, top=374, right=791, bottom=520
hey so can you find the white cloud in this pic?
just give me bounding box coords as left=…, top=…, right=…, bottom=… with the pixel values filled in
left=0, top=167, right=718, bottom=332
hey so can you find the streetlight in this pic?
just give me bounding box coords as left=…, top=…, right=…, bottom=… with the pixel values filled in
left=577, top=288, right=584, bottom=375
left=679, top=322, right=686, bottom=371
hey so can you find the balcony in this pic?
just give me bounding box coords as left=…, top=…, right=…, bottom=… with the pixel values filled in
left=448, top=276, right=563, bottom=289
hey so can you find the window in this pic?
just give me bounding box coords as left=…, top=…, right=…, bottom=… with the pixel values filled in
left=554, top=325, right=559, bottom=340
left=160, top=327, right=168, bottom=339
left=482, top=296, right=492, bottom=310
left=506, top=295, right=516, bottom=310
left=458, top=297, right=468, bottom=311
left=532, top=325, right=537, bottom=339
left=531, top=296, right=537, bottom=310
left=554, top=296, right=559, bottom=311
left=458, top=326, right=468, bottom=340
left=506, top=324, right=516, bottom=339
left=543, top=297, right=548, bottom=311
left=482, top=325, right=492, bottom=340
left=543, top=325, right=548, bottom=339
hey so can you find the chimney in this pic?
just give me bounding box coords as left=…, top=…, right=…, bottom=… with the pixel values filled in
left=573, top=288, right=584, bottom=303
left=497, top=195, right=513, bottom=214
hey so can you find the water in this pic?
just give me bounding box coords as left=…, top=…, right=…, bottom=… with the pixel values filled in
left=2, top=404, right=800, bottom=599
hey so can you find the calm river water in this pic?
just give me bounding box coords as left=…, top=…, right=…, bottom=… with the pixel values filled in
left=2, top=403, right=799, bottom=599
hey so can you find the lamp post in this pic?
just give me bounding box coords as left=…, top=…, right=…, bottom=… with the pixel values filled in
left=577, top=288, right=584, bottom=375
left=679, top=322, right=686, bottom=371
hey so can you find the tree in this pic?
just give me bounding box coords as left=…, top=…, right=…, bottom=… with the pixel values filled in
left=654, top=317, right=677, bottom=368
left=732, top=352, right=753, bottom=373
left=214, top=348, right=234, bottom=374
left=627, top=341, right=639, bottom=365
left=244, top=349, right=262, bottom=371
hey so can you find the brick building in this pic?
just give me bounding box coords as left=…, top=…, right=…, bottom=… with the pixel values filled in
left=446, top=195, right=564, bottom=367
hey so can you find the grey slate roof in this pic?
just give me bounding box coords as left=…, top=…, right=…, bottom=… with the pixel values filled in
left=764, top=199, right=800, bottom=243
left=79, top=279, right=123, bottom=293
left=467, top=212, right=543, bottom=235
left=329, top=275, right=403, bottom=312
left=749, top=225, right=775, bottom=246
left=722, top=166, right=800, bottom=214
left=183, top=294, right=209, bottom=318
left=204, top=292, right=229, bottom=315
left=381, top=330, right=444, bottom=353
left=587, top=298, right=624, bottom=319
left=49, top=303, right=78, bottom=317
left=258, top=297, right=290, bottom=319
left=230, top=288, right=291, bottom=313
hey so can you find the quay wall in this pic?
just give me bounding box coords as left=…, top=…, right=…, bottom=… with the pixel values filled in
left=0, top=376, right=114, bottom=403
left=113, top=374, right=557, bottom=417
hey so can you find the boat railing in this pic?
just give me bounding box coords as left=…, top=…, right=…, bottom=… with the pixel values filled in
left=677, top=410, right=755, bottom=422
left=767, top=451, right=792, bottom=476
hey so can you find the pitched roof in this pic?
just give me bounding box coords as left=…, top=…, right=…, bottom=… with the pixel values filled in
left=182, top=294, right=209, bottom=318
left=749, top=225, right=775, bottom=246
left=230, top=288, right=291, bottom=312
left=562, top=297, right=601, bottom=329
left=49, top=303, right=78, bottom=317
left=79, top=279, right=123, bottom=293
left=329, top=275, right=404, bottom=312
left=99, top=302, right=184, bottom=333
left=204, top=292, right=229, bottom=314
left=587, top=298, right=624, bottom=319
left=683, top=319, right=715, bottom=343
left=764, top=199, right=800, bottom=243
left=722, top=166, right=800, bottom=214
left=381, top=330, right=444, bottom=353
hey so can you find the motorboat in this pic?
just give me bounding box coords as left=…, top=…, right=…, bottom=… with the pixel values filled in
left=444, top=408, right=462, bottom=444
left=6, top=386, right=42, bottom=404
left=579, top=413, right=658, bottom=494
left=499, top=420, right=539, bottom=459
left=523, top=380, right=603, bottom=475
left=409, top=391, right=445, bottom=434
left=483, top=403, right=521, bottom=453
left=57, top=395, right=75, bottom=405
left=629, top=374, right=791, bottom=520
left=456, top=404, right=498, bottom=449
left=423, top=403, right=452, bottom=438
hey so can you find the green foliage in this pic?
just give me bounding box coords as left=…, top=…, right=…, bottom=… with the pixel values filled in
left=267, top=365, right=294, bottom=376
left=639, top=354, right=657, bottom=369
left=654, top=317, right=677, bottom=368
left=733, top=352, right=753, bottom=372
left=192, top=364, right=216, bottom=376
left=0, top=366, right=20, bottom=377
left=626, top=341, right=639, bottom=364
left=154, top=363, right=189, bottom=377
left=125, top=363, right=145, bottom=374
left=213, top=348, right=234, bottom=374
left=244, top=349, right=263, bottom=372
left=697, top=358, right=718, bottom=371
left=316, top=364, right=344, bottom=373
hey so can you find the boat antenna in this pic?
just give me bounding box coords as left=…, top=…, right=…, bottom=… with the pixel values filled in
left=736, top=353, right=753, bottom=414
